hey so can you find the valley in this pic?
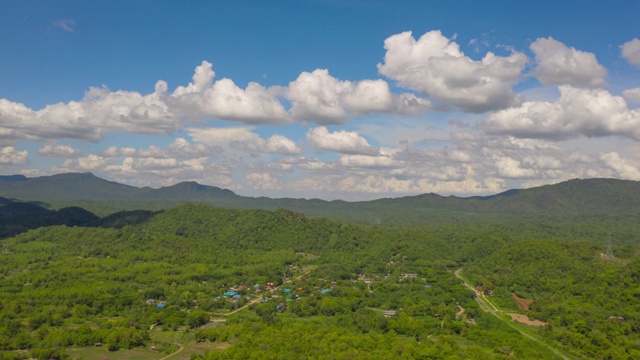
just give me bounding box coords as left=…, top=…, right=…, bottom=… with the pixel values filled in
left=1, top=175, right=640, bottom=359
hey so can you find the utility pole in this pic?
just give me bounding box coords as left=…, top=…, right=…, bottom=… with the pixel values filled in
left=605, top=234, right=615, bottom=259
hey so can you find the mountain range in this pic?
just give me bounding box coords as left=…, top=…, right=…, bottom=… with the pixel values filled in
left=1, top=172, right=640, bottom=224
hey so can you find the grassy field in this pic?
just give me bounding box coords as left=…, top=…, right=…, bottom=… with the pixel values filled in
left=60, top=325, right=221, bottom=360
left=67, top=346, right=161, bottom=360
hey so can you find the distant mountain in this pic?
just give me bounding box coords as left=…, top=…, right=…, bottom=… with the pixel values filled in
left=0, top=174, right=27, bottom=182
left=1, top=172, right=639, bottom=224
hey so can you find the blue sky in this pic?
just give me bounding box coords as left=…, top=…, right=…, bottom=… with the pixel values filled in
left=1, top=1, right=640, bottom=200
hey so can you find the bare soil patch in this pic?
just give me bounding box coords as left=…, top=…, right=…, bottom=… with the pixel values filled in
left=511, top=293, right=533, bottom=311
left=215, top=342, right=230, bottom=350
left=506, top=313, right=547, bottom=327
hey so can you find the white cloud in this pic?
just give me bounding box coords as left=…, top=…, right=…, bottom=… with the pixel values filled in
left=0, top=61, right=290, bottom=144
left=306, top=126, right=380, bottom=155
left=482, top=86, right=640, bottom=140
left=522, top=154, right=563, bottom=170
left=286, top=69, right=429, bottom=124
left=187, top=126, right=299, bottom=155
left=172, top=61, right=290, bottom=124
left=493, top=156, right=536, bottom=179
left=246, top=172, right=282, bottom=190
left=76, top=154, right=108, bottom=170
left=167, top=137, right=210, bottom=158
left=187, top=127, right=261, bottom=145
left=102, top=146, right=136, bottom=157
left=298, top=160, right=333, bottom=170
left=326, top=168, right=506, bottom=197
left=287, top=70, right=349, bottom=123
left=280, top=134, right=572, bottom=198
left=601, top=152, right=640, bottom=179
left=448, top=150, right=472, bottom=162
left=623, top=88, right=640, bottom=103
left=339, top=175, right=413, bottom=194
left=264, top=135, right=302, bottom=155
left=0, top=60, right=433, bottom=146
left=339, top=154, right=397, bottom=168
left=53, top=18, right=75, bottom=33
left=0, top=146, right=28, bottom=165
left=450, top=131, right=476, bottom=141
left=378, top=30, right=527, bottom=113
left=172, top=61, right=216, bottom=95
left=129, top=157, right=179, bottom=170
left=37, top=144, right=80, bottom=157
left=621, top=38, right=640, bottom=67
left=0, top=83, right=177, bottom=142
left=530, top=37, right=607, bottom=87
left=104, top=140, right=199, bottom=162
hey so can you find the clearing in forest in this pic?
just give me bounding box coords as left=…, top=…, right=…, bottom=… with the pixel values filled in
left=511, top=293, right=533, bottom=311
left=506, top=313, right=547, bottom=327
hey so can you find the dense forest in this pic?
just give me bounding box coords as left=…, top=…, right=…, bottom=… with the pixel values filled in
left=1, top=198, right=639, bottom=358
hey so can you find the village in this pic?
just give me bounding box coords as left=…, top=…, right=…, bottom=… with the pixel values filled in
left=142, top=261, right=458, bottom=322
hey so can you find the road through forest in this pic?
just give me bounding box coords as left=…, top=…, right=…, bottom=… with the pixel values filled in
left=454, top=269, right=570, bottom=360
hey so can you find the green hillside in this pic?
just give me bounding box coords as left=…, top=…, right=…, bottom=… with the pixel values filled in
left=2, top=173, right=640, bottom=225
left=1, top=203, right=639, bottom=358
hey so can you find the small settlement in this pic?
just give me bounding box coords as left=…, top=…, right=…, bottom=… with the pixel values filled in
left=146, top=260, right=437, bottom=317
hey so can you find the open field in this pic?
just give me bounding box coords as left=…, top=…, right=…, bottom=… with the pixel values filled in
left=506, top=313, right=547, bottom=327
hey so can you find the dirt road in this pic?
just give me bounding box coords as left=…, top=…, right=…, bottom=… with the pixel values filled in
left=454, top=269, right=569, bottom=360
left=159, top=343, right=185, bottom=360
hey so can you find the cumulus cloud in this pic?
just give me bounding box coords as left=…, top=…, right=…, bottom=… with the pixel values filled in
left=296, top=157, right=334, bottom=170
left=324, top=167, right=506, bottom=197
left=246, top=172, right=282, bottom=190
left=0, top=60, right=433, bottom=145
left=493, top=156, right=536, bottom=179
left=74, top=154, right=108, bottom=170
left=187, top=127, right=299, bottom=155
left=0, top=146, right=28, bottom=165
left=482, top=86, right=640, bottom=140
left=621, top=38, right=640, bottom=67
left=57, top=150, right=226, bottom=189
left=378, top=30, right=527, bottom=113
left=530, top=37, right=607, bottom=87
left=187, top=127, right=261, bottom=145
left=601, top=152, right=640, bottom=179
left=167, top=137, right=210, bottom=158
left=128, top=157, right=179, bottom=170
left=0, top=61, right=289, bottom=143
left=0, top=83, right=176, bottom=142
left=264, top=135, right=302, bottom=155
left=38, top=144, right=80, bottom=157
left=286, top=69, right=429, bottom=124
left=171, top=61, right=290, bottom=124
left=623, top=88, right=640, bottom=103
left=339, top=154, right=397, bottom=168
left=306, top=126, right=380, bottom=155
left=101, top=138, right=210, bottom=160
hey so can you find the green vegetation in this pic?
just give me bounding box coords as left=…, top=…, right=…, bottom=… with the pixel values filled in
left=4, top=173, right=640, bottom=225
left=1, top=178, right=640, bottom=358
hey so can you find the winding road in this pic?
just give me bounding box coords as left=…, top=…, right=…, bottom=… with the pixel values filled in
left=158, top=343, right=185, bottom=360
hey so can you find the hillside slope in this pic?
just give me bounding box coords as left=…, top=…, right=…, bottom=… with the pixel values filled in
left=1, top=173, right=640, bottom=223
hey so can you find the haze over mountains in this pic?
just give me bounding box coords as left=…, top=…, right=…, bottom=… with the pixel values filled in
left=2, top=172, right=640, bottom=225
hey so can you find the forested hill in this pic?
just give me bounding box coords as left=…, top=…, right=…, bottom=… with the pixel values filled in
left=1, top=172, right=640, bottom=223
left=1, top=201, right=640, bottom=358
left=0, top=197, right=99, bottom=238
